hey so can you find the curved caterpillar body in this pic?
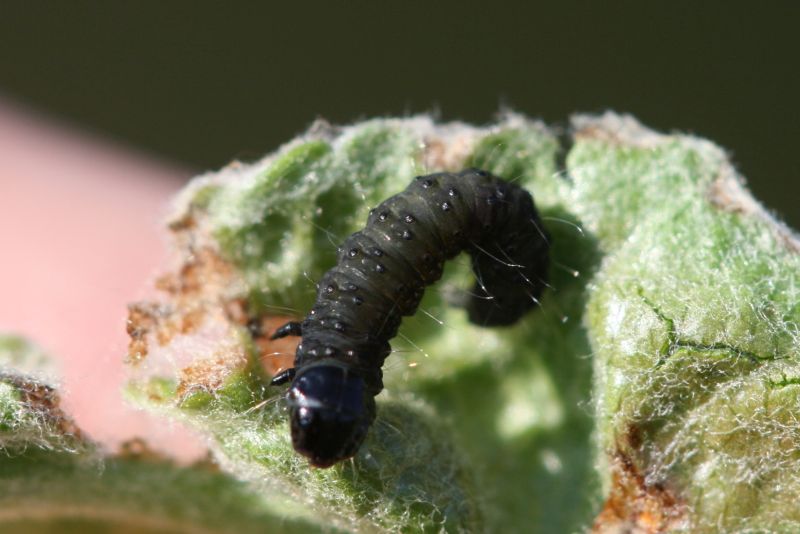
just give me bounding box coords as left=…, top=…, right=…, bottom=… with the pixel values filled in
left=270, top=169, right=550, bottom=467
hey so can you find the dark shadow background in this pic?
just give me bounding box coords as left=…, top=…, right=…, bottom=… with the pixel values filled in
left=2, top=2, right=798, bottom=227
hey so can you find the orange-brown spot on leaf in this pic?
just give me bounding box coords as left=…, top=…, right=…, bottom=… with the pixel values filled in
left=167, top=212, right=196, bottom=232
left=177, top=349, right=248, bottom=399
left=116, top=437, right=170, bottom=463
left=250, top=316, right=300, bottom=376
left=593, top=452, right=687, bottom=534
left=126, top=303, right=158, bottom=364
left=625, top=421, right=644, bottom=451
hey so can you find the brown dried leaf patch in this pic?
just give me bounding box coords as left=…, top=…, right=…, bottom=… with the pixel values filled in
left=126, top=247, right=241, bottom=366
left=572, top=113, right=665, bottom=149
left=593, top=451, right=687, bottom=534
left=176, top=350, right=247, bottom=399
left=421, top=133, right=476, bottom=172
left=2, top=373, right=85, bottom=442
left=708, top=168, right=800, bottom=253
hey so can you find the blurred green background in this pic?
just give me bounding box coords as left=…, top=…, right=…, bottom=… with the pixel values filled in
left=1, top=2, right=797, bottom=227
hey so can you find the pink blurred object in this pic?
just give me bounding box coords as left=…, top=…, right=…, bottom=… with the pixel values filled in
left=0, top=98, right=207, bottom=460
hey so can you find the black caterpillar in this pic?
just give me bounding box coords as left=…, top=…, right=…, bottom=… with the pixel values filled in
left=270, top=169, right=550, bottom=467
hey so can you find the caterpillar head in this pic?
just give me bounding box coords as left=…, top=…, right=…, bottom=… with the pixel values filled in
left=286, top=363, right=375, bottom=468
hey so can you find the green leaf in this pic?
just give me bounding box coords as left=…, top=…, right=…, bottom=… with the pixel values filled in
left=8, top=111, right=797, bottom=532
left=574, top=113, right=800, bottom=532
left=135, top=114, right=595, bottom=532
left=0, top=334, right=330, bottom=533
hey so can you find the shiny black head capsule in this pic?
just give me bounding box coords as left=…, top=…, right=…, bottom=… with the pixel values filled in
left=286, top=364, right=374, bottom=468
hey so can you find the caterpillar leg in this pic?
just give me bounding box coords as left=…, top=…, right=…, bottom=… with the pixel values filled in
left=270, top=321, right=303, bottom=340
left=270, top=367, right=296, bottom=386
